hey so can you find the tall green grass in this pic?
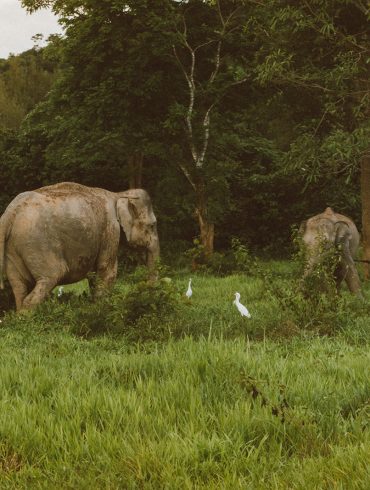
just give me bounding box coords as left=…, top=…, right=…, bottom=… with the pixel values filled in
left=0, top=261, right=369, bottom=488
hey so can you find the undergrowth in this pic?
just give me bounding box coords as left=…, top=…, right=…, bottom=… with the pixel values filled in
left=0, top=259, right=368, bottom=488
left=1, top=254, right=369, bottom=346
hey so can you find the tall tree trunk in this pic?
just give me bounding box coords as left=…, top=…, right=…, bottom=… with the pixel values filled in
left=195, top=180, right=214, bottom=256
left=128, top=151, right=143, bottom=189
left=361, top=153, right=370, bottom=280
left=197, top=210, right=214, bottom=257
left=178, top=164, right=215, bottom=257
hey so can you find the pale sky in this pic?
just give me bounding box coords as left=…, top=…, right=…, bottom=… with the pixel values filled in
left=0, top=0, right=63, bottom=59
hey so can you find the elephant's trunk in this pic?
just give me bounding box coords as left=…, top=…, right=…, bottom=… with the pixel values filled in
left=146, top=237, right=160, bottom=273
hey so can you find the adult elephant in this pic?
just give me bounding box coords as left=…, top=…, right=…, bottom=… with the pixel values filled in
left=0, top=182, right=160, bottom=310
left=300, top=207, right=362, bottom=296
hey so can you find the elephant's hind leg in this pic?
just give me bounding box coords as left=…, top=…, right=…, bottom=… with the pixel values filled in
left=344, top=265, right=362, bottom=296
left=13, top=283, right=29, bottom=311
left=21, top=277, right=58, bottom=310
left=8, top=270, right=29, bottom=311
left=6, top=262, right=30, bottom=311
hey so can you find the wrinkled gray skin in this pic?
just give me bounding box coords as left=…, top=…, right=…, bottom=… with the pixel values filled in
left=0, top=182, right=160, bottom=310
left=300, top=207, right=362, bottom=296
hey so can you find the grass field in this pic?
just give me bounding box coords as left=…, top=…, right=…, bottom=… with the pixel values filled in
left=0, top=261, right=369, bottom=488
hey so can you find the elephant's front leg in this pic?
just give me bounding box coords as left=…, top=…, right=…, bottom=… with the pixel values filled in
left=90, top=226, right=120, bottom=300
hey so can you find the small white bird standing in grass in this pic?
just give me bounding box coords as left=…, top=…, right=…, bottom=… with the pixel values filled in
left=57, top=286, right=64, bottom=298
left=233, top=292, right=251, bottom=318
left=185, top=278, right=192, bottom=299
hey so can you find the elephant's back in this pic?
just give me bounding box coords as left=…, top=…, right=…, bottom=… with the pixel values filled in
left=13, top=189, right=103, bottom=219
left=10, top=192, right=105, bottom=258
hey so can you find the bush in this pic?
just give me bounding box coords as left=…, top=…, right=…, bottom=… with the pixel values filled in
left=66, top=276, right=181, bottom=341
left=258, top=236, right=365, bottom=334
left=121, top=279, right=179, bottom=326
left=185, top=237, right=256, bottom=276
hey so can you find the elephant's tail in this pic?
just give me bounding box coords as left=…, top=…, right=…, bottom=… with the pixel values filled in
left=0, top=211, right=12, bottom=289
left=0, top=191, right=37, bottom=289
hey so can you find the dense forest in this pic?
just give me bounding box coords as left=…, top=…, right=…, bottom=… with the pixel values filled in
left=1, top=0, right=369, bottom=258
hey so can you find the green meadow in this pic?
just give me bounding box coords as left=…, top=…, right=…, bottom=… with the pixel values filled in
left=0, top=262, right=369, bottom=489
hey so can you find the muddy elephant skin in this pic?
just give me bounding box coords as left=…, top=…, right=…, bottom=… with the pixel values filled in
left=300, top=207, right=362, bottom=296
left=0, top=182, right=160, bottom=310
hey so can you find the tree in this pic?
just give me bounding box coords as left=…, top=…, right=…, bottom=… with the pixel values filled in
left=0, top=48, right=57, bottom=129
left=254, top=0, right=370, bottom=270
left=19, top=1, right=175, bottom=189
left=21, top=0, right=253, bottom=255
left=163, top=0, right=252, bottom=255
left=20, top=0, right=367, bottom=258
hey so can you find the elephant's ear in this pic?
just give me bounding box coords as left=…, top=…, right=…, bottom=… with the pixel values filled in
left=335, top=221, right=351, bottom=247
left=116, top=198, right=139, bottom=242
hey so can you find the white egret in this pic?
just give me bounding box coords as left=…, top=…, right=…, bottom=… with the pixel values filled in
left=185, top=278, right=192, bottom=299
left=233, top=292, right=251, bottom=318
left=57, top=286, right=64, bottom=297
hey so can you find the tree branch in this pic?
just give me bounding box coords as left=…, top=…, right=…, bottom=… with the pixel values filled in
left=197, top=103, right=215, bottom=168
left=174, top=4, right=247, bottom=171
left=209, top=41, right=222, bottom=84
left=302, top=0, right=369, bottom=52
left=178, top=163, right=196, bottom=190
left=173, top=42, right=198, bottom=164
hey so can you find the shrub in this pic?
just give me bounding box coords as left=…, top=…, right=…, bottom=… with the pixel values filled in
left=121, top=280, right=179, bottom=326
left=65, top=275, right=181, bottom=341
left=258, top=236, right=362, bottom=334
left=184, top=238, right=208, bottom=271
left=107, top=279, right=181, bottom=341
left=185, top=237, right=256, bottom=276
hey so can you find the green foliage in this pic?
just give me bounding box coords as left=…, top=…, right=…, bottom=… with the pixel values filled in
left=116, top=245, right=147, bottom=278
left=257, top=234, right=366, bottom=335
left=1, top=0, right=367, bottom=256
left=117, top=279, right=180, bottom=339
left=0, top=261, right=369, bottom=487
left=184, top=237, right=207, bottom=267
left=0, top=48, right=57, bottom=130
left=0, top=129, right=23, bottom=213
left=185, top=237, right=256, bottom=275
left=17, top=0, right=177, bottom=191
left=258, top=0, right=370, bottom=185
left=231, top=237, right=255, bottom=273
left=44, top=277, right=182, bottom=341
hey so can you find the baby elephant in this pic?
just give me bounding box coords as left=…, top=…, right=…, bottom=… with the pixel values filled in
left=300, top=207, right=362, bottom=296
